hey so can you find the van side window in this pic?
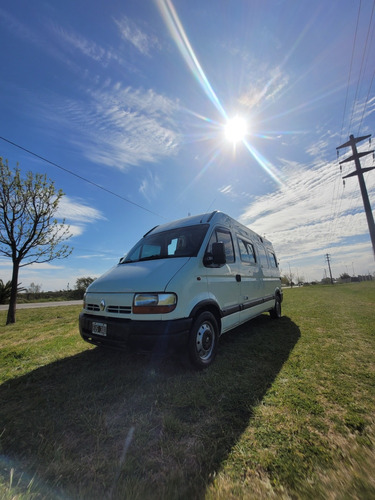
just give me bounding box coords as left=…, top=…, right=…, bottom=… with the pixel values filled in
left=217, top=230, right=235, bottom=263
left=268, top=251, right=278, bottom=268
left=238, top=239, right=256, bottom=264
left=205, top=228, right=235, bottom=264
left=257, top=245, right=269, bottom=268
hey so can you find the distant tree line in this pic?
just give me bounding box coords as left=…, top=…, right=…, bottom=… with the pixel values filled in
left=0, top=276, right=96, bottom=304
left=281, top=272, right=373, bottom=287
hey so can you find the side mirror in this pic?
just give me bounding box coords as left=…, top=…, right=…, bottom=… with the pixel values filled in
left=212, top=242, right=226, bottom=265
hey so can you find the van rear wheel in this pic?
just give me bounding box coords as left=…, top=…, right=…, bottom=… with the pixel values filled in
left=188, top=312, right=218, bottom=368
left=270, top=295, right=282, bottom=319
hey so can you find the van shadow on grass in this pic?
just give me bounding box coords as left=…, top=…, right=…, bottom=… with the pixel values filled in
left=0, top=315, right=300, bottom=499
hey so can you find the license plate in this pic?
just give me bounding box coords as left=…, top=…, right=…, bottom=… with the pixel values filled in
left=92, top=322, right=107, bottom=336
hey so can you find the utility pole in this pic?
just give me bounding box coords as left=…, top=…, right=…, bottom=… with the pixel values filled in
left=337, top=134, right=375, bottom=258
left=325, top=253, right=334, bottom=284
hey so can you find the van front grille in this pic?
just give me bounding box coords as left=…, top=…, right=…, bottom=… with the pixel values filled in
left=87, top=304, right=100, bottom=311
left=107, top=306, right=132, bottom=314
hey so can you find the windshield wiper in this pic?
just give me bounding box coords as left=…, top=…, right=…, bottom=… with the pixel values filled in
left=138, top=255, right=165, bottom=262
left=123, top=254, right=180, bottom=263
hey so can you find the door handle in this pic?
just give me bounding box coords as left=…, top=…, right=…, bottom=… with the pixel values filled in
left=236, top=274, right=241, bottom=282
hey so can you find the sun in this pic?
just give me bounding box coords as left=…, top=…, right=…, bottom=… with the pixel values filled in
left=224, top=115, right=247, bottom=144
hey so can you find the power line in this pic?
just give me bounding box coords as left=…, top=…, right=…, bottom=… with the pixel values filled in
left=331, top=1, right=363, bottom=250
left=348, top=0, right=375, bottom=135
left=0, top=135, right=166, bottom=220
left=339, top=0, right=362, bottom=144
left=357, top=51, right=375, bottom=135
left=357, top=1, right=375, bottom=134
left=333, top=2, right=374, bottom=251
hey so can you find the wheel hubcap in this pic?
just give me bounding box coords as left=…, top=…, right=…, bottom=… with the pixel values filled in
left=196, top=322, right=214, bottom=360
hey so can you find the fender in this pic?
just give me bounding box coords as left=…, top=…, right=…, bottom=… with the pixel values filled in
left=189, top=299, right=222, bottom=319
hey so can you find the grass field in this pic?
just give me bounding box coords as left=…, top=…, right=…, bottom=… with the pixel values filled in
left=0, top=282, right=374, bottom=499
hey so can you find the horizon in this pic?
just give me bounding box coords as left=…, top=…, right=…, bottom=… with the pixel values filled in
left=0, top=0, right=375, bottom=290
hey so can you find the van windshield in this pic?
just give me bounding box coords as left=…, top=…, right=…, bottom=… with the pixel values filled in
left=122, top=224, right=209, bottom=263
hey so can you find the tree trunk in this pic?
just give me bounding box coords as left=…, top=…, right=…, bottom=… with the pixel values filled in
left=6, top=261, right=19, bottom=325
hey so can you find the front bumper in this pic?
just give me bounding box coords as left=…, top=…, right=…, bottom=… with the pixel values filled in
left=79, top=312, right=192, bottom=352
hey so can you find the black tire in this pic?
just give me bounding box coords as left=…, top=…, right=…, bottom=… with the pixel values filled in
left=188, top=311, right=218, bottom=368
left=270, top=294, right=282, bottom=319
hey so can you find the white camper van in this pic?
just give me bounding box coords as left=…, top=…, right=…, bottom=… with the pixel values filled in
left=79, top=211, right=283, bottom=368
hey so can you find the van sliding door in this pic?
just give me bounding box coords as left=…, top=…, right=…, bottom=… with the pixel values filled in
left=237, top=238, right=264, bottom=323
left=256, top=243, right=275, bottom=306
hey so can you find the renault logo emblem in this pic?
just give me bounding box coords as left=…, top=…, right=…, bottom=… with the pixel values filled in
left=100, top=299, right=106, bottom=311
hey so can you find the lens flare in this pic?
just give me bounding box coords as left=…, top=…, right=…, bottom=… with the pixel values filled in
left=225, top=116, right=247, bottom=144
left=156, top=0, right=285, bottom=187
left=156, top=0, right=227, bottom=119
left=243, top=139, right=284, bottom=186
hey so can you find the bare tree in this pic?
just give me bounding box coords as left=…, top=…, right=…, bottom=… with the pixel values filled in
left=27, top=282, right=42, bottom=294
left=0, top=158, right=72, bottom=324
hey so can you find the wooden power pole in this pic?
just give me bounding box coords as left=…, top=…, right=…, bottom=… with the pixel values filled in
left=325, top=253, right=334, bottom=284
left=337, top=134, right=375, bottom=259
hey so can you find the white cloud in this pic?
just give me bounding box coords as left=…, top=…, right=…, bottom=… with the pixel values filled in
left=53, top=197, right=105, bottom=238
left=23, top=262, right=64, bottom=271
left=0, top=7, right=40, bottom=45
left=219, top=185, right=232, bottom=194
left=239, top=148, right=375, bottom=280
left=57, top=196, right=106, bottom=224
left=115, top=16, right=161, bottom=56
left=62, top=224, right=84, bottom=238
left=238, top=66, right=289, bottom=110
left=0, top=8, right=74, bottom=69
left=139, top=171, right=162, bottom=202
left=2, top=12, right=180, bottom=171
left=55, top=82, right=181, bottom=169
left=52, top=26, right=116, bottom=65
left=0, top=258, right=12, bottom=269
left=76, top=254, right=108, bottom=259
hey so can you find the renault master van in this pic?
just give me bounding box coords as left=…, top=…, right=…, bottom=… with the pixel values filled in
left=79, top=211, right=283, bottom=368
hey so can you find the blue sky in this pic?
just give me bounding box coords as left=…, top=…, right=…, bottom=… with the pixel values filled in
left=0, top=0, right=374, bottom=289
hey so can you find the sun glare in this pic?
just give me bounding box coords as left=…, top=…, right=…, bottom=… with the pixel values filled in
left=224, top=116, right=247, bottom=144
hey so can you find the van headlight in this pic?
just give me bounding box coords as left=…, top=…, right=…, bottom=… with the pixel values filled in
left=133, top=293, right=177, bottom=314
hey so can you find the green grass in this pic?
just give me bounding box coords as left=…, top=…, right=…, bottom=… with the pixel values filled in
left=0, top=283, right=374, bottom=499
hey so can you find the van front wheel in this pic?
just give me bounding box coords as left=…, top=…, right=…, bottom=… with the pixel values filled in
left=188, top=312, right=218, bottom=368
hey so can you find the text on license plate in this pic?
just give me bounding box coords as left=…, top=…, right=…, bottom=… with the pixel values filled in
left=92, top=322, right=107, bottom=336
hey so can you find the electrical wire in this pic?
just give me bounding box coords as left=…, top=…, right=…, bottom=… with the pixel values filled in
left=357, top=65, right=375, bottom=135
left=339, top=0, right=362, bottom=144
left=329, top=1, right=363, bottom=251
left=357, top=7, right=375, bottom=137
left=0, top=135, right=166, bottom=220
left=348, top=0, right=375, bottom=136
left=356, top=0, right=375, bottom=135
left=330, top=1, right=375, bottom=252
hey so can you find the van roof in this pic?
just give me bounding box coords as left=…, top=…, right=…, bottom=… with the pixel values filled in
left=146, top=211, right=272, bottom=246
left=145, top=211, right=217, bottom=236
